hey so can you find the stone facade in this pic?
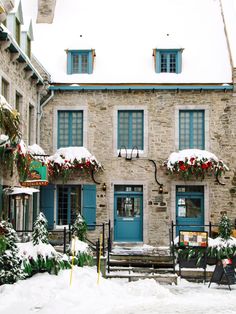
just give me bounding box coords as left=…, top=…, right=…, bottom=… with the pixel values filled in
left=0, top=26, right=47, bottom=230
left=40, top=89, right=236, bottom=246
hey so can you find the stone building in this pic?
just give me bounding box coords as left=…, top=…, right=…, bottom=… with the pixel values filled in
left=0, top=0, right=47, bottom=230
left=23, top=0, right=236, bottom=246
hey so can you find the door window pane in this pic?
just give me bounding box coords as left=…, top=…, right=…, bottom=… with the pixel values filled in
left=117, top=197, right=141, bottom=218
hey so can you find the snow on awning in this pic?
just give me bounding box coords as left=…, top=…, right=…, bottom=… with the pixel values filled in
left=4, top=187, right=40, bottom=196
left=47, top=146, right=101, bottom=166
left=165, top=149, right=229, bottom=170
left=46, top=146, right=102, bottom=181
left=164, top=149, right=229, bottom=183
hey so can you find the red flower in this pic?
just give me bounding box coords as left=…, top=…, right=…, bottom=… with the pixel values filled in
left=190, top=157, right=195, bottom=164
left=180, top=165, right=186, bottom=171
left=179, top=161, right=184, bottom=166
left=207, top=161, right=212, bottom=168
left=201, top=163, right=208, bottom=169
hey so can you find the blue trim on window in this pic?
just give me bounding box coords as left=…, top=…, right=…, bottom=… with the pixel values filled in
left=155, top=49, right=182, bottom=74
left=118, top=110, right=144, bottom=150
left=57, top=110, right=83, bottom=148
left=67, top=50, right=93, bottom=74
left=49, top=85, right=233, bottom=91
left=179, top=110, right=205, bottom=150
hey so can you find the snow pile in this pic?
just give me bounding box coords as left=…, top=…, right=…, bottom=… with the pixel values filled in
left=28, top=144, right=46, bottom=156
left=1, top=266, right=236, bottom=314
left=0, top=94, right=13, bottom=112
left=70, top=238, right=90, bottom=255
left=208, top=236, right=236, bottom=249
left=17, top=241, right=59, bottom=261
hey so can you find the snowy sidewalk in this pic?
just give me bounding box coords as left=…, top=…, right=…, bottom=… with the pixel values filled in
left=0, top=267, right=236, bottom=314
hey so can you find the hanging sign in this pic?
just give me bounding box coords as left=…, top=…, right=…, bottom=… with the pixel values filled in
left=20, top=160, right=48, bottom=187
left=179, top=230, right=208, bottom=247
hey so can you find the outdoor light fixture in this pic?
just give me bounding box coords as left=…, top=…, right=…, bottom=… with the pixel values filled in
left=149, top=159, right=164, bottom=194
left=118, top=145, right=139, bottom=161
left=102, top=183, right=107, bottom=191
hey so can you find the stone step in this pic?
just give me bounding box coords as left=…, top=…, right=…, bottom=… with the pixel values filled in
left=108, top=254, right=174, bottom=267
left=108, top=266, right=174, bottom=274
left=106, top=272, right=178, bottom=285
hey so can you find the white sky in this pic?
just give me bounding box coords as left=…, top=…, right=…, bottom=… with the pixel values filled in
left=20, top=0, right=235, bottom=84
left=0, top=266, right=236, bottom=314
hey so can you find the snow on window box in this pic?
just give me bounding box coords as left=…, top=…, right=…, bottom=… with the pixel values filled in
left=163, top=149, right=229, bottom=181
left=47, top=146, right=102, bottom=181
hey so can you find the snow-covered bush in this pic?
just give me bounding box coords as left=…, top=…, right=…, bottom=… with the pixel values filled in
left=69, top=237, right=94, bottom=267
left=32, top=212, right=49, bottom=245
left=0, top=221, right=24, bottom=285
left=19, top=242, right=71, bottom=277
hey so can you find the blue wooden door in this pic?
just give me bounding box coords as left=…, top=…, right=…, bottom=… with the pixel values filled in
left=114, top=194, right=143, bottom=242
left=176, top=186, right=204, bottom=235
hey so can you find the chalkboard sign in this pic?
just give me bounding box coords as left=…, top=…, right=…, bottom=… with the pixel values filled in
left=208, top=259, right=236, bottom=290
left=179, top=230, right=208, bottom=248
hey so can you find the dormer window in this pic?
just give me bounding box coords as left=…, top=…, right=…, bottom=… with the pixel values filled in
left=67, top=50, right=95, bottom=74
left=155, top=49, right=182, bottom=74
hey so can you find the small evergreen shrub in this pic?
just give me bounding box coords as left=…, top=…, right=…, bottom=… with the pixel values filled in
left=32, top=212, right=49, bottom=245
left=218, top=212, right=232, bottom=240
left=0, top=221, right=24, bottom=285
left=71, top=214, right=87, bottom=241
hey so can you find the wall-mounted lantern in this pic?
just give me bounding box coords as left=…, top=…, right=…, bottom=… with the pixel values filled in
left=118, top=145, right=139, bottom=161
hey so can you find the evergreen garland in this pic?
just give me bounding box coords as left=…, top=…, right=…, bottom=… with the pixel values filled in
left=0, top=221, right=24, bottom=285
left=71, top=214, right=87, bottom=241
left=32, top=212, right=49, bottom=245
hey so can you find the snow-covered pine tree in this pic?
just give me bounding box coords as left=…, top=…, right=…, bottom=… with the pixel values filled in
left=32, top=212, right=49, bottom=245
left=218, top=212, right=232, bottom=240
left=71, top=213, right=87, bottom=241
left=0, top=221, right=24, bottom=285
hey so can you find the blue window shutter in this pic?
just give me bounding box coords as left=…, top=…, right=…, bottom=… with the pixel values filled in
left=155, top=50, right=161, bottom=73
left=83, top=184, right=96, bottom=230
left=176, top=50, right=182, bottom=74
left=67, top=51, right=72, bottom=74
left=88, top=51, right=93, bottom=74
left=40, top=184, right=55, bottom=229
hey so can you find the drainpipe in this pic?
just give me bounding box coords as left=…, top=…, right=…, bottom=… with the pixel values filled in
left=37, top=89, right=54, bottom=145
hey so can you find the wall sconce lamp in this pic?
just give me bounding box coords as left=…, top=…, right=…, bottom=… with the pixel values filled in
left=102, top=183, right=107, bottom=191
left=149, top=159, right=164, bottom=194
left=118, top=145, right=139, bottom=161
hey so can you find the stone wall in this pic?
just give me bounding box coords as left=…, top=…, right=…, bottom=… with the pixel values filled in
left=40, top=89, right=236, bottom=245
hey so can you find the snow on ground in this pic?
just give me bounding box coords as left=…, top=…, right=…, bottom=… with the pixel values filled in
left=0, top=266, right=236, bottom=314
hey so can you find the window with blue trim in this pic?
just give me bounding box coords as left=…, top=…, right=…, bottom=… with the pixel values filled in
left=155, top=49, right=182, bottom=73
left=67, top=50, right=94, bottom=74
left=118, top=110, right=144, bottom=150
left=58, top=111, right=83, bottom=148
left=179, top=110, right=205, bottom=150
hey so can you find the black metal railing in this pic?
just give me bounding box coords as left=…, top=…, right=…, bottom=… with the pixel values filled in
left=15, top=220, right=113, bottom=260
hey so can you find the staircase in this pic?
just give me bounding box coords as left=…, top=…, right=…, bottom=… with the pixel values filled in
left=106, top=245, right=178, bottom=285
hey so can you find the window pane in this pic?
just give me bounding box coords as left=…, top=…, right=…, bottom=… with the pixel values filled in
left=118, top=111, right=143, bottom=149
left=179, top=110, right=204, bottom=150
left=72, top=55, right=79, bottom=73
left=161, top=53, right=167, bottom=72
left=169, top=53, right=176, bottom=73
left=58, top=111, right=83, bottom=148
left=81, top=54, right=88, bottom=73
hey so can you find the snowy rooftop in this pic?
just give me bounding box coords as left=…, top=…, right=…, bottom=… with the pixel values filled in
left=19, top=0, right=235, bottom=84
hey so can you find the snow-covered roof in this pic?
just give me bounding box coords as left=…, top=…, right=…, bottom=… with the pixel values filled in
left=20, top=0, right=233, bottom=84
